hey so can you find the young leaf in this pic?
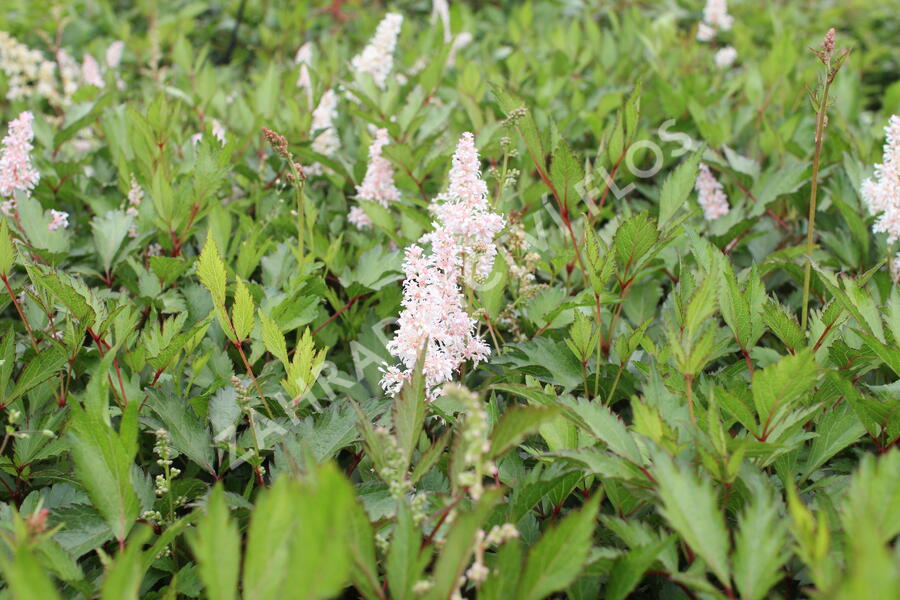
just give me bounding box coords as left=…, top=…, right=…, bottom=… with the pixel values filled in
left=658, top=151, right=702, bottom=228
left=188, top=485, right=240, bottom=600
left=231, top=278, right=255, bottom=341
left=605, top=535, right=675, bottom=600
left=197, top=231, right=227, bottom=308
left=516, top=493, right=600, bottom=600
left=652, top=451, right=731, bottom=587
left=732, top=483, right=789, bottom=600
left=751, top=350, right=817, bottom=424
left=488, top=405, right=560, bottom=459
left=0, top=217, right=15, bottom=275
left=68, top=395, right=140, bottom=543
left=393, top=354, right=426, bottom=469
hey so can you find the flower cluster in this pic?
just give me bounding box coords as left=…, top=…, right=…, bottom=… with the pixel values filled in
left=351, top=128, right=400, bottom=229
left=694, top=163, right=730, bottom=220
left=125, top=174, right=143, bottom=237
left=106, top=41, right=125, bottom=68
left=0, top=112, right=39, bottom=216
left=351, top=12, right=403, bottom=89
left=715, top=46, right=738, bottom=68
left=0, top=31, right=58, bottom=102
left=382, top=133, right=503, bottom=398
left=81, top=54, right=104, bottom=87
left=465, top=524, right=520, bottom=588
left=48, top=210, right=69, bottom=232
left=295, top=41, right=314, bottom=103
left=307, top=89, right=340, bottom=175
left=697, top=0, right=733, bottom=42
left=861, top=115, right=900, bottom=244
left=428, top=133, right=505, bottom=282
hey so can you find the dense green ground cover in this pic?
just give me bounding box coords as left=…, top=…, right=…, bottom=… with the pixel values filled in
left=0, top=1, right=898, bottom=598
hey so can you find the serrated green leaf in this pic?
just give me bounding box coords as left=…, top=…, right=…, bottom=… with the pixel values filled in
left=0, top=217, right=15, bottom=274
left=653, top=451, right=730, bottom=586
left=606, top=535, right=674, bottom=600
left=68, top=395, right=140, bottom=543
left=733, top=482, right=790, bottom=600
left=516, top=493, right=600, bottom=600
left=752, top=350, right=817, bottom=423
left=488, top=405, right=560, bottom=459
left=197, top=231, right=227, bottom=307
left=658, top=151, right=702, bottom=228
left=188, top=485, right=239, bottom=600
left=232, top=278, right=255, bottom=341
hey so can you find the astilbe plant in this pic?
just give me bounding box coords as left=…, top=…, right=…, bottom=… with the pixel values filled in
left=0, top=3, right=897, bottom=600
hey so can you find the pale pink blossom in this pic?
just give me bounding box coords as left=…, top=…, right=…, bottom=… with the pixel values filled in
left=448, top=32, right=473, bottom=67
left=381, top=132, right=504, bottom=398
left=862, top=115, right=900, bottom=243
left=307, top=89, right=340, bottom=175
left=0, top=112, right=39, bottom=207
left=0, top=31, right=58, bottom=102
left=694, top=163, right=730, bottom=220
left=211, top=119, right=226, bottom=146
left=381, top=242, right=489, bottom=399
left=432, top=0, right=451, bottom=43
left=714, top=46, right=737, bottom=68
left=351, top=13, right=403, bottom=89
left=356, top=128, right=399, bottom=206
left=697, top=0, right=732, bottom=41
left=82, top=54, right=104, bottom=88
left=126, top=174, right=143, bottom=237
left=106, top=41, right=125, bottom=68
left=696, top=23, right=716, bottom=42
left=48, top=209, right=69, bottom=231
left=295, top=42, right=313, bottom=103
left=348, top=206, right=372, bottom=229
left=56, top=49, right=79, bottom=102
left=703, top=0, right=733, bottom=31
left=428, top=132, right=505, bottom=281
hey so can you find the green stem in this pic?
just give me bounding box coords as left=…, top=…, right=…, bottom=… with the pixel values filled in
left=593, top=293, right=604, bottom=397
left=685, top=374, right=695, bottom=425
left=800, top=78, right=833, bottom=331
left=285, top=159, right=307, bottom=266
left=606, top=362, right=625, bottom=404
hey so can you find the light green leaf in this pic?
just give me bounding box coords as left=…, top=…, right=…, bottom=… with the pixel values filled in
left=606, top=535, right=675, bottom=600
left=652, top=451, right=730, bottom=586
left=197, top=231, right=227, bottom=307
left=658, top=151, right=702, bottom=228
left=752, top=350, right=817, bottom=423
left=489, top=405, right=560, bottom=459
left=232, top=278, right=255, bottom=341
left=733, top=483, right=789, bottom=600
left=0, top=217, right=15, bottom=274
left=189, top=485, right=240, bottom=600
left=516, top=493, right=600, bottom=600
left=68, top=393, right=140, bottom=543
left=91, top=210, right=133, bottom=274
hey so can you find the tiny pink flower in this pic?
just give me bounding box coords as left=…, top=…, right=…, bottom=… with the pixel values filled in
left=106, top=41, right=125, bottom=68
left=351, top=13, right=403, bottom=89
left=82, top=54, right=104, bottom=88
left=861, top=115, right=900, bottom=243
left=715, top=46, right=737, bottom=68
left=348, top=206, right=372, bottom=229
left=356, top=128, right=399, bottom=206
left=0, top=111, right=40, bottom=205
left=48, top=209, right=69, bottom=232
left=694, top=163, right=730, bottom=220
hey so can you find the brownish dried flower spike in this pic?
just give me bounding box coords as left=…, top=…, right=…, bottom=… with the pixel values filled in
left=262, top=127, right=289, bottom=158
